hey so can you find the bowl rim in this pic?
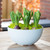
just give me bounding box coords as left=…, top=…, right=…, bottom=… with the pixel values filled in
left=8, top=26, right=43, bottom=31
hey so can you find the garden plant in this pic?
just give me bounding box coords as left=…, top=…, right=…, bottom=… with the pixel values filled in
left=9, top=8, right=42, bottom=30
left=8, top=8, right=43, bottom=45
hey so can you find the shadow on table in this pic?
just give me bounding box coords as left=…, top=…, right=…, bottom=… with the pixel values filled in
left=8, top=44, right=41, bottom=50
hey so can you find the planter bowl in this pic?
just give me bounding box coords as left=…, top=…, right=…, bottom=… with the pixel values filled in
left=8, top=27, right=43, bottom=45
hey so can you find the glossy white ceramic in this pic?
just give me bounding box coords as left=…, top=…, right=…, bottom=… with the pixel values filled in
left=8, top=27, right=43, bottom=45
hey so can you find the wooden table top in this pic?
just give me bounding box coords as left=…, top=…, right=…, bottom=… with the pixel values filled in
left=0, top=28, right=50, bottom=50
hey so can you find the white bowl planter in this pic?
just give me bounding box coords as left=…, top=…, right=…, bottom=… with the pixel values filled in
left=8, top=27, right=43, bottom=45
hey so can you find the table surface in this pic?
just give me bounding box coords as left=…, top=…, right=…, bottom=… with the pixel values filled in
left=0, top=28, right=50, bottom=50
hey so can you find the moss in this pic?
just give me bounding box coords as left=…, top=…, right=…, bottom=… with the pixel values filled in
left=36, top=24, right=42, bottom=29
left=19, top=23, right=25, bottom=29
left=8, top=23, right=42, bottom=30
left=30, top=23, right=42, bottom=29
left=28, top=25, right=32, bottom=30
left=8, top=23, right=15, bottom=29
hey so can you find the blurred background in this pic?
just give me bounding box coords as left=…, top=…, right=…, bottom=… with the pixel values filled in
left=0, top=0, right=50, bottom=31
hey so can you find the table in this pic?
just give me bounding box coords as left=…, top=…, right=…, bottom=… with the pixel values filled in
left=0, top=28, right=50, bottom=50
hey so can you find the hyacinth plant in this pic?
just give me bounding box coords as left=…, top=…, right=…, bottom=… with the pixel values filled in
left=22, top=8, right=33, bottom=29
left=10, top=11, right=22, bottom=29
left=33, top=10, right=41, bottom=28
left=9, top=8, right=42, bottom=30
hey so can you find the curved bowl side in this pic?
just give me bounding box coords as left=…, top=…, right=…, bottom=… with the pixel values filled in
left=8, top=27, right=43, bottom=45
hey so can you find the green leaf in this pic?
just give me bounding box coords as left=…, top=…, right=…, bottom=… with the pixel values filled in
left=15, top=10, right=22, bottom=26
left=10, top=11, right=15, bottom=23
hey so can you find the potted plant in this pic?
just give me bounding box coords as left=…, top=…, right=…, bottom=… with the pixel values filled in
left=8, top=8, right=43, bottom=45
